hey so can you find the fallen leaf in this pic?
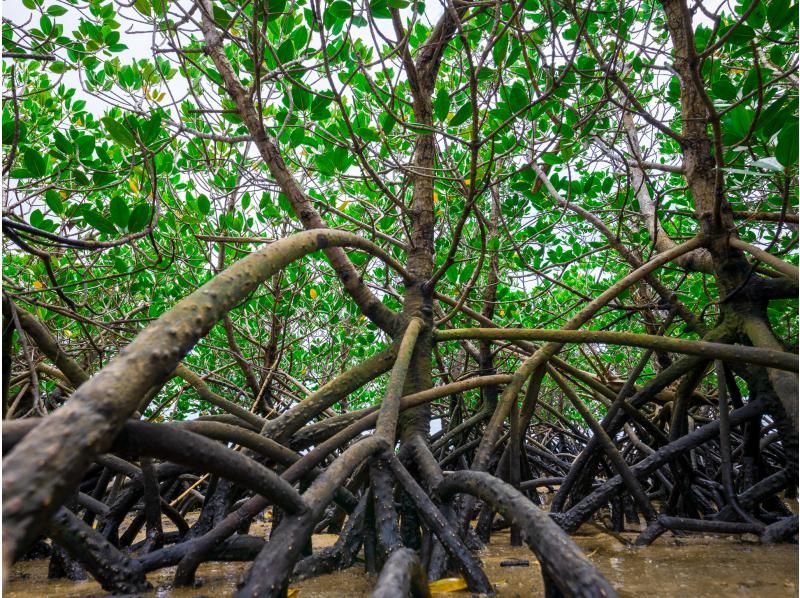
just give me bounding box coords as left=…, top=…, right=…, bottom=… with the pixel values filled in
left=428, top=577, right=468, bottom=593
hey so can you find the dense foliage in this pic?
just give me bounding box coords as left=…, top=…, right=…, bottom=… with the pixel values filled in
left=2, top=0, right=797, bottom=595
left=4, top=0, right=796, bottom=421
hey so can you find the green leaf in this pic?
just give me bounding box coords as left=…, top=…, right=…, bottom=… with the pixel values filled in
left=449, top=102, right=473, bottom=127
left=23, top=148, right=47, bottom=177
left=101, top=117, right=135, bottom=148
left=153, top=0, right=169, bottom=17
left=128, top=204, right=151, bottom=232
left=2, top=119, right=26, bottom=145
left=328, top=1, right=353, bottom=19
left=46, top=5, right=68, bottom=15
left=40, top=15, right=52, bottom=34
left=508, top=82, right=528, bottom=112
left=711, top=78, right=738, bottom=102
left=459, top=262, right=476, bottom=284
left=277, top=39, right=294, bottom=64
left=134, top=0, right=151, bottom=16
left=746, top=2, right=767, bottom=28
left=768, top=0, right=792, bottom=29
left=76, top=135, right=95, bottom=158
left=493, top=33, right=509, bottom=66
left=109, top=196, right=130, bottom=228
left=277, top=192, right=292, bottom=213
left=722, top=105, right=753, bottom=143
left=445, top=263, right=458, bottom=283
left=316, top=152, right=337, bottom=176
left=357, top=126, right=381, bottom=142
left=434, top=89, right=451, bottom=122
left=369, top=0, right=392, bottom=18
left=380, top=112, right=396, bottom=135
left=141, top=114, right=162, bottom=146
left=30, top=209, right=45, bottom=228
left=291, top=86, right=312, bottom=111
left=266, top=0, right=287, bottom=20
left=197, top=194, right=211, bottom=215
left=53, top=130, right=73, bottom=154
left=728, top=24, right=755, bottom=44
left=776, top=121, right=799, bottom=166
left=44, top=190, right=63, bottom=215
left=82, top=209, right=117, bottom=235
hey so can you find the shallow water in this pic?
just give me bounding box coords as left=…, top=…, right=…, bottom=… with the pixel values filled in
left=5, top=525, right=797, bottom=597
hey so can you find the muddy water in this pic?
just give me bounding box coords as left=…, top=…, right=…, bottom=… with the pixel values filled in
left=6, top=526, right=797, bottom=597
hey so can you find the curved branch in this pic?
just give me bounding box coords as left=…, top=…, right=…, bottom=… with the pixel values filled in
left=731, top=238, right=800, bottom=281
left=438, top=470, right=618, bottom=598
left=370, top=547, right=431, bottom=598
left=471, top=235, right=705, bottom=472
left=434, top=328, right=798, bottom=372
left=2, top=229, right=400, bottom=564
left=173, top=364, right=265, bottom=429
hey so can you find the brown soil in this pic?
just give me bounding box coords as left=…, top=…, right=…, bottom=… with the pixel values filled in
left=5, top=525, right=797, bottom=597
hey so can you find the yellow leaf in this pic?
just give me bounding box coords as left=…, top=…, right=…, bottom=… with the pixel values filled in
left=129, top=179, right=139, bottom=194
left=428, top=577, right=468, bottom=593
left=309, top=288, right=318, bottom=300
left=75, top=118, right=83, bottom=126
left=59, top=190, right=68, bottom=199
left=499, top=309, right=506, bottom=316
left=64, top=329, right=72, bottom=338
left=433, top=191, right=439, bottom=203
left=33, top=281, right=44, bottom=290
left=157, top=92, right=166, bottom=102
left=464, top=179, right=471, bottom=186
left=287, top=589, right=299, bottom=598
left=338, top=200, right=350, bottom=211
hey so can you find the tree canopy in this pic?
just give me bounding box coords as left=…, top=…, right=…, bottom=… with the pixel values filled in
left=2, top=0, right=798, bottom=595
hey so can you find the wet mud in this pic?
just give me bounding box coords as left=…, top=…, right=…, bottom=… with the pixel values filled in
left=6, top=526, right=797, bottom=597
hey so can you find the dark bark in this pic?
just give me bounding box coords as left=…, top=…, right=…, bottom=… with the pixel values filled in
left=438, top=471, right=618, bottom=598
